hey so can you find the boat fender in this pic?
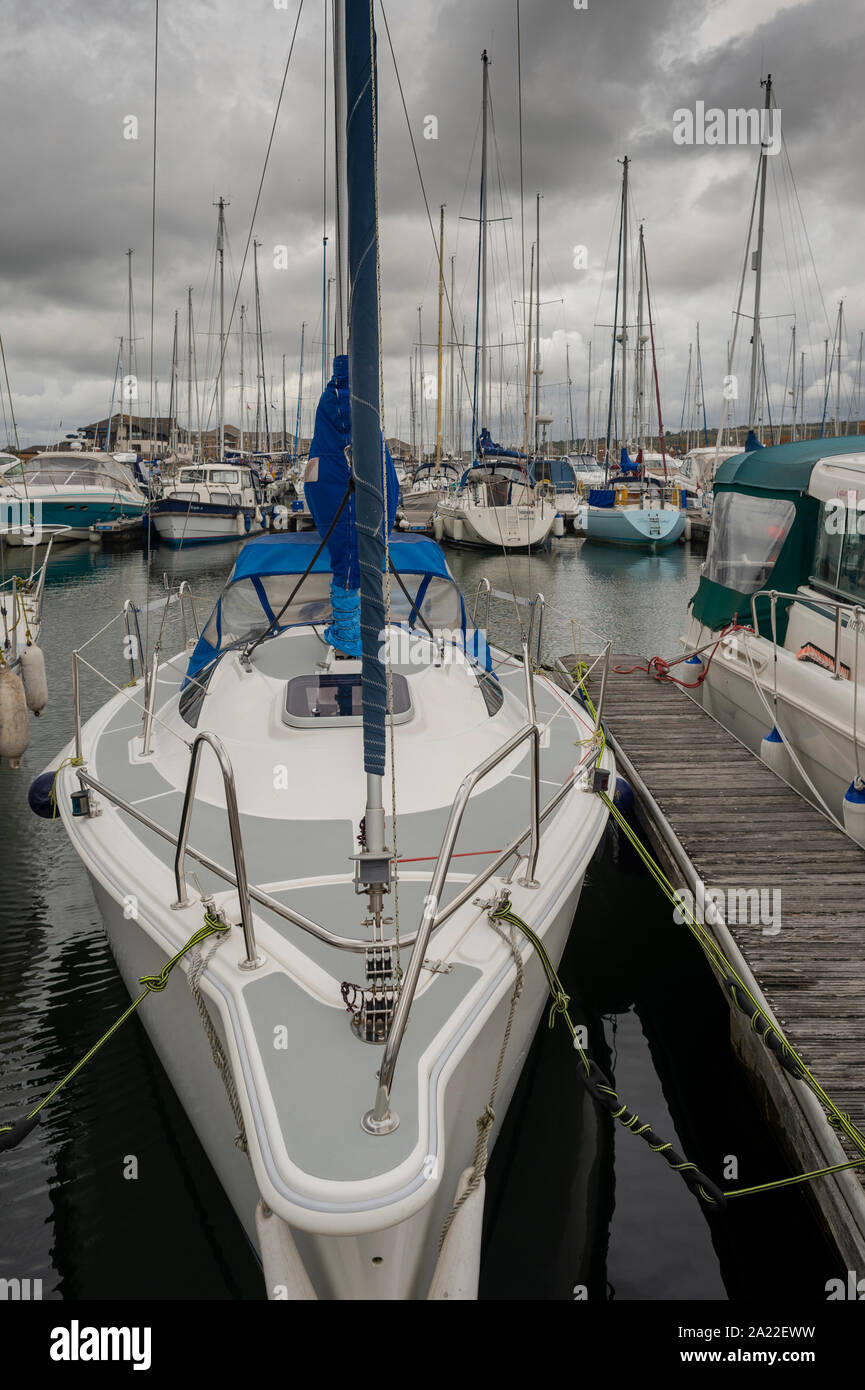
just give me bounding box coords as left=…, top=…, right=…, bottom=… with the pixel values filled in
left=553, top=513, right=565, bottom=538
left=613, top=775, right=633, bottom=812
left=428, top=1168, right=484, bottom=1300
left=433, top=514, right=444, bottom=542
left=20, top=644, right=48, bottom=715
left=759, top=725, right=789, bottom=778
left=0, top=667, right=30, bottom=767
left=0, top=1111, right=41, bottom=1153
left=842, top=779, right=865, bottom=843
left=28, top=769, right=58, bottom=819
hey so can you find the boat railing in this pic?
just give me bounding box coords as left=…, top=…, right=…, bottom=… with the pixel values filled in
left=68, top=630, right=587, bottom=1005
left=750, top=588, right=865, bottom=683
left=171, top=731, right=263, bottom=970
left=749, top=588, right=865, bottom=785
left=361, top=638, right=543, bottom=1134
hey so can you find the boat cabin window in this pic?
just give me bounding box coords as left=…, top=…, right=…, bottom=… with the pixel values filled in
left=179, top=469, right=206, bottom=484
left=282, top=672, right=413, bottom=728
left=703, top=492, right=795, bottom=592
left=811, top=501, right=865, bottom=604
left=211, top=469, right=241, bottom=485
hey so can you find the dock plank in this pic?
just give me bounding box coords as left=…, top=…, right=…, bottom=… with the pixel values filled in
left=560, top=652, right=865, bottom=1252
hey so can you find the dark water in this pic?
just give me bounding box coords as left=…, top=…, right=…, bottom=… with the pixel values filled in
left=0, top=534, right=842, bottom=1300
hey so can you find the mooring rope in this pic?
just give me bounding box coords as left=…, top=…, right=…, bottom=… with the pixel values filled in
left=438, top=917, right=525, bottom=1250
left=0, top=913, right=231, bottom=1153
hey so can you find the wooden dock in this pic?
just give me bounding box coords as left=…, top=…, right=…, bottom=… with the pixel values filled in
left=563, top=652, right=865, bottom=1267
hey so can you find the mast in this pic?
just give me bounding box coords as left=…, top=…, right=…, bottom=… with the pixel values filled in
left=168, top=309, right=178, bottom=454
left=216, top=197, right=228, bottom=461
left=696, top=322, right=708, bottom=446
left=253, top=238, right=270, bottom=453
left=604, top=160, right=625, bottom=485
left=321, top=235, right=329, bottom=393
left=856, top=332, right=864, bottom=435
left=294, top=322, right=305, bottom=463
left=480, top=49, right=489, bottom=433
left=449, top=254, right=455, bottom=453
left=800, top=350, right=806, bottom=439
left=282, top=353, right=287, bottom=454
left=186, top=288, right=194, bottom=454
left=534, top=192, right=541, bottom=450
left=619, top=156, right=629, bottom=451
left=641, top=230, right=668, bottom=482
left=566, top=344, right=574, bottom=453
left=747, top=74, right=772, bottom=435
left=239, top=304, right=246, bottom=455
left=635, top=221, right=645, bottom=448
left=435, top=203, right=445, bottom=471
left=683, top=343, right=693, bottom=451
left=417, top=306, right=425, bottom=463
left=585, top=339, right=591, bottom=452
left=498, top=334, right=504, bottom=442
left=409, top=355, right=416, bottom=463
left=795, top=319, right=801, bottom=439
left=523, top=246, right=534, bottom=460
left=332, top=0, right=348, bottom=358
left=344, top=0, right=390, bottom=948
left=835, top=301, right=843, bottom=436
left=126, top=248, right=134, bottom=450
left=105, top=339, right=122, bottom=453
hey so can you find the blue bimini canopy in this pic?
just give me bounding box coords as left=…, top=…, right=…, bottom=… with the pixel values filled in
left=183, top=530, right=489, bottom=687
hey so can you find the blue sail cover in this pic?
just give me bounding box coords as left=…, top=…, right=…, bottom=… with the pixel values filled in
left=477, top=428, right=527, bottom=459
left=304, top=353, right=398, bottom=655
left=619, top=446, right=640, bottom=473
left=744, top=429, right=764, bottom=452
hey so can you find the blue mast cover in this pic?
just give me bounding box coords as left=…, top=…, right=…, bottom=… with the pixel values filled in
left=346, top=0, right=390, bottom=778
left=304, top=351, right=398, bottom=599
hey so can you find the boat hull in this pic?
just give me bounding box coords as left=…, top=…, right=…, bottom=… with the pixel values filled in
left=2, top=493, right=145, bottom=544
left=80, top=847, right=592, bottom=1299
left=150, top=499, right=266, bottom=546
left=576, top=504, right=684, bottom=548
left=684, top=614, right=865, bottom=842
left=438, top=501, right=554, bottom=551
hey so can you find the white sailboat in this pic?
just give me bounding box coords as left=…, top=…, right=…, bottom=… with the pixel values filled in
left=578, top=161, right=683, bottom=550
left=42, top=3, right=612, bottom=1299
left=437, top=53, right=555, bottom=555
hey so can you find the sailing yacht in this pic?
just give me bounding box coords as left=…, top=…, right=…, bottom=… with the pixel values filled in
left=579, top=162, right=683, bottom=550
left=42, top=3, right=612, bottom=1299
left=437, top=56, right=555, bottom=556
left=397, top=458, right=461, bottom=531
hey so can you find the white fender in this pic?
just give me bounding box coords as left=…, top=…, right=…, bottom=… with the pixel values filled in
left=20, top=645, right=48, bottom=715
left=0, top=667, right=31, bottom=767
left=427, top=1168, right=485, bottom=1300
left=254, top=1200, right=318, bottom=1300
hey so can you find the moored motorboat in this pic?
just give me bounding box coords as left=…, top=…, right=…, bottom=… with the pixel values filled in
left=0, top=451, right=146, bottom=545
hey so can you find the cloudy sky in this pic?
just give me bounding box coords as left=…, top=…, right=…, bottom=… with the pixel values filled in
left=2, top=0, right=863, bottom=451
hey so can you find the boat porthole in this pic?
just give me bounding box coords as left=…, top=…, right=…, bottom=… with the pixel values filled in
left=371, top=1256, right=383, bottom=1265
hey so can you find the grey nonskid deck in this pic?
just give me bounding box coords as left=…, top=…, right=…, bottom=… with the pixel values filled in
left=86, top=648, right=590, bottom=1179
left=95, top=653, right=585, bottom=969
